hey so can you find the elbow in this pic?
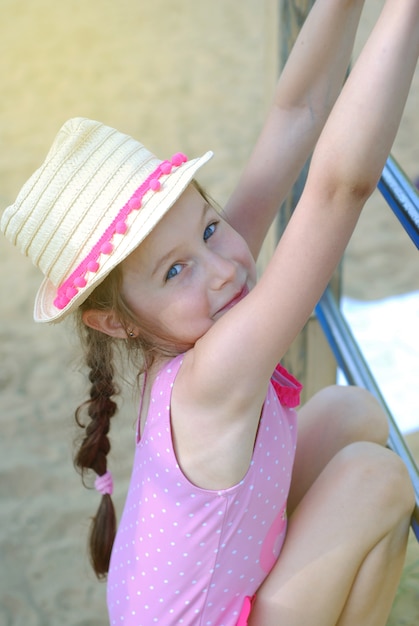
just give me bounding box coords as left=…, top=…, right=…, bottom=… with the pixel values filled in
left=336, top=176, right=377, bottom=205
left=310, top=152, right=379, bottom=208
left=325, top=177, right=376, bottom=216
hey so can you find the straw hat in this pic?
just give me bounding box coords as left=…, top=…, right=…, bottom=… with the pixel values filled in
left=1, top=117, right=213, bottom=323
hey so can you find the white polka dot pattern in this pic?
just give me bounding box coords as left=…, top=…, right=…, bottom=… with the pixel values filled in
left=107, top=355, right=298, bottom=625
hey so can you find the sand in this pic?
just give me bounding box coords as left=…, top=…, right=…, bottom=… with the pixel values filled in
left=0, top=1, right=418, bottom=624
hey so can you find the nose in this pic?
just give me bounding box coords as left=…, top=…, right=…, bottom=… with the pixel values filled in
left=206, top=249, right=236, bottom=290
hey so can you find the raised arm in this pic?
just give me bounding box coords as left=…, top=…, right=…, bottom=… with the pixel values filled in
left=184, top=0, right=419, bottom=430
left=246, top=0, right=418, bottom=377
left=225, top=0, right=366, bottom=258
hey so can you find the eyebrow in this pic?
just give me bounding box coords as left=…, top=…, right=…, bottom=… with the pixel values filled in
left=151, top=201, right=212, bottom=278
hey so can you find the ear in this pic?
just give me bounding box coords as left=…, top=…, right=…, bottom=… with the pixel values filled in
left=82, top=309, right=131, bottom=339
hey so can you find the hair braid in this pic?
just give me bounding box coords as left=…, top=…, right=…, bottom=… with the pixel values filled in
left=74, top=327, right=119, bottom=578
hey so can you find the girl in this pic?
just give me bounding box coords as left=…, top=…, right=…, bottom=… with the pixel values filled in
left=2, top=0, right=418, bottom=624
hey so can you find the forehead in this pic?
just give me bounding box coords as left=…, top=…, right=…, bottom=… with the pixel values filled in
left=121, top=185, right=208, bottom=271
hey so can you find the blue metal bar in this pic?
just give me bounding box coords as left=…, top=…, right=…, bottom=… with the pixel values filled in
left=315, top=287, right=419, bottom=540
left=378, top=155, right=419, bottom=249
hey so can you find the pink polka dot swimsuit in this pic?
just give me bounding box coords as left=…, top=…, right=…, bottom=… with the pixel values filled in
left=107, top=355, right=301, bottom=625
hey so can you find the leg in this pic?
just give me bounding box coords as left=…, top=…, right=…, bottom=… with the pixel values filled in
left=249, top=442, right=414, bottom=626
left=288, top=385, right=389, bottom=513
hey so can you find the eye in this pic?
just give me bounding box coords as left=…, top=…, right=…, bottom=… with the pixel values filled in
left=203, top=221, right=218, bottom=242
left=165, top=263, right=182, bottom=281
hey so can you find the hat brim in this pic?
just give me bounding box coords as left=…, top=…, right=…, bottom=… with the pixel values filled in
left=34, top=150, right=213, bottom=323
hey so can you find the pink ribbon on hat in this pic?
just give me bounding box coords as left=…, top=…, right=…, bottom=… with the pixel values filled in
left=94, top=470, right=113, bottom=496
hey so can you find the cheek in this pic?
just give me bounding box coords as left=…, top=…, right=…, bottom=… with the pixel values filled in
left=119, top=280, right=157, bottom=327
left=234, top=237, right=257, bottom=280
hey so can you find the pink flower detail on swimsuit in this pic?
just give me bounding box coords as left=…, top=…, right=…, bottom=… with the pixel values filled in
left=236, top=595, right=256, bottom=626
left=259, top=505, right=287, bottom=573
left=271, top=363, right=303, bottom=408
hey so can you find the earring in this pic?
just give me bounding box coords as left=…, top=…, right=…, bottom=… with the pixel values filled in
left=128, top=329, right=135, bottom=338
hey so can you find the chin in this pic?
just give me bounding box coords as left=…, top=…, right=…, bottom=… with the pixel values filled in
left=154, top=336, right=196, bottom=357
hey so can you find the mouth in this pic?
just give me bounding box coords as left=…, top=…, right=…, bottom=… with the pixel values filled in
left=216, top=284, right=249, bottom=316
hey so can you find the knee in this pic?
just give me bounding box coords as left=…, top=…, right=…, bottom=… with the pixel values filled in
left=315, top=385, right=389, bottom=446
left=337, top=442, right=415, bottom=522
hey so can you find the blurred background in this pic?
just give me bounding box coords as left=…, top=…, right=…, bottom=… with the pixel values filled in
left=0, top=1, right=418, bottom=624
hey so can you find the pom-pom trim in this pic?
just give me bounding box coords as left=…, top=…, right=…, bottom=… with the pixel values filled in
left=53, top=153, right=188, bottom=310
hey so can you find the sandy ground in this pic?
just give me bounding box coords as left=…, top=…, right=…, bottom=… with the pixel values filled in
left=0, top=1, right=418, bottom=624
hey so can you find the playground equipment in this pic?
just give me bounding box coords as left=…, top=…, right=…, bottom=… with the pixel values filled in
left=315, top=156, right=419, bottom=540
left=316, top=162, right=419, bottom=536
